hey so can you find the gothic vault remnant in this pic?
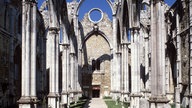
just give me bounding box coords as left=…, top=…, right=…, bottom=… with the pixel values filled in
left=1, top=0, right=192, bottom=108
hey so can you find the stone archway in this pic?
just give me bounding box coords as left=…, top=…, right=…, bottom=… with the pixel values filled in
left=81, top=33, right=111, bottom=98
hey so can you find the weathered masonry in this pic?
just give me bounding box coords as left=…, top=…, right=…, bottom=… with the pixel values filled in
left=0, top=0, right=192, bottom=108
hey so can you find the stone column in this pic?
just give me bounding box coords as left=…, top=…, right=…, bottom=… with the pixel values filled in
left=130, top=29, right=141, bottom=108
left=18, top=1, right=30, bottom=107
left=115, top=52, right=121, bottom=98
left=148, top=31, right=152, bottom=94
left=61, top=44, right=69, bottom=107
left=111, top=14, right=117, bottom=97
left=189, top=0, right=192, bottom=107
left=74, top=56, right=78, bottom=102
left=77, top=50, right=82, bottom=96
left=149, top=1, right=169, bottom=107
left=144, top=33, right=150, bottom=95
left=72, top=1, right=82, bottom=99
left=47, top=27, right=59, bottom=108
left=60, top=17, right=70, bottom=107
left=175, top=12, right=181, bottom=108
left=31, top=1, right=37, bottom=102
left=18, top=1, right=38, bottom=108
left=56, top=30, right=60, bottom=108
left=121, top=44, right=125, bottom=101
left=70, top=52, right=75, bottom=101
left=121, top=43, right=129, bottom=101
left=47, top=0, right=60, bottom=107
left=124, top=43, right=129, bottom=100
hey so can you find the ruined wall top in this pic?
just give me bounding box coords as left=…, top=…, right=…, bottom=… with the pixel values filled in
left=80, top=11, right=112, bottom=38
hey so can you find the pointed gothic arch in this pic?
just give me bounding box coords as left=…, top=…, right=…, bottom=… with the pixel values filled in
left=117, top=19, right=121, bottom=50
left=120, top=0, right=130, bottom=42
left=80, top=30, right=113, bottom=50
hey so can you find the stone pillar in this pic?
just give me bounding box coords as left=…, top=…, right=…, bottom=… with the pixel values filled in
left=130, top=29, right=141, bottom=108
left=115, top=52, right=121, bottom=98
left=144, top=33, right=150, bottom=96
left=31, top=1, right=37, bottom=102
left=47, top=0, right=60, bottom=107
left=60, top=18, right=70, bottom=107
left=77, top=44, right=82, bottom=98
left=149, top=1, right=169, bottom=107
left=61, top=44, right=69, bottom=107
left=175, top=12, right=181, bottom=108
left=56, top=29, right=60, bottom=107
left=189, top=0, right=192, bottom=107
left=72, top=1, right=82, bottom=99
left=121, top=43, right=129, bottom=101
left=47, top=27, right=59, bottom=108
left=18, top=1, right=38, bottom=108
left=111, top=13, right=118, bottom=98
left=175, top=87, right=180, bottom=108
left=124, top=43, right=129, bottom=97
left=70, top=52, right=75, bottom=101
left=74, top=56, right=78, bottom=102
left=121, top=44, right=125, bottom=101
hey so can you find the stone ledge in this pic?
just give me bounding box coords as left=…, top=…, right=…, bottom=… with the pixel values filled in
left=47, top=92, right=59, bottom=98
left=148, top=96, right=169, bottom=103
left=130, top=93, right=142, bottom=97
left=17, top=96, right=39, bottom=104
left=111, top=90, right=121, bottom=93
left=70, top=90, right=80, bottom=94
left=60, top=91, right=81, bottom=95
left=141, top=89, right=151, bottom=93
left=187, top=94, right=192, bottom=97
left=121, top=91, right=130, bottom=94
left=61, top=91, right=68, bottom=95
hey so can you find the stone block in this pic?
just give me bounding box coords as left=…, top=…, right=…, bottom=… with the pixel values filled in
left=140, top=98, right=149, bottom=108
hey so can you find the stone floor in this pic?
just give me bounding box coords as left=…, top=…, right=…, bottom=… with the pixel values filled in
left=84, top=98, right=108, bottom=108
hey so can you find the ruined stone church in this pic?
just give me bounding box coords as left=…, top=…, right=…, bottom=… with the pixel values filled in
left=0, top=0, right=192, bottom=108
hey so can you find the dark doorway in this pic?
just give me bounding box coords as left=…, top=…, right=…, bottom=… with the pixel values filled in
left=92, top=85, right=100, bottom=98
left=92, top=90, right=100, bottom=98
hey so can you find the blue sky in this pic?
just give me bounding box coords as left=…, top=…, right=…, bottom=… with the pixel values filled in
left=37, top=0, right=176, bottom=21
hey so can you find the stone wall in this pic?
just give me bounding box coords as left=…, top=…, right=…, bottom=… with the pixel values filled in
left=80, top=12, right=112, bottom=98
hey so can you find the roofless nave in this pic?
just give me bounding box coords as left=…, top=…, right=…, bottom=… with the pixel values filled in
left=0, top=0, right=192, bottom=108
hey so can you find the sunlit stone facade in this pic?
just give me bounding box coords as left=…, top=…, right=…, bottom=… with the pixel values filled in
left=0, top=0, right=192, bottom=108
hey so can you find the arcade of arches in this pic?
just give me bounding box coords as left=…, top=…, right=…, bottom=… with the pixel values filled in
left=0, top=0, right=192, bottom=108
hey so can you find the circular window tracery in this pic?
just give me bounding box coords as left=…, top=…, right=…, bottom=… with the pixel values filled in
left=88, top=8, right=103, bottom=23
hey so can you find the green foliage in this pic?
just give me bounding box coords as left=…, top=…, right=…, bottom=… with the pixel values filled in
left=170, top=103, right=184, bottom=108
left=103, top=96, right=112, bottom=99
left=104, top=99, right=129, bottom=108
left=69, top=99, right=87, bottom=108
left=170, top=104, right=175, bottom=108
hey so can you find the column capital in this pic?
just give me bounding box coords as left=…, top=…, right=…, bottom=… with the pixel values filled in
left=49, top=27, right=60, bottom=34
left=61, top=91, right=69, bottom=95
left=188, top=94, right=192, bottom=97
left=111, top=90, right=121, bottom=93
left=62, top=43, right=70, bottom=49
left=70, top=52, right=75, bottom=56
left=18, top=96, right=39, bottom=104
left=22, top=0, right=37, bottom=5
left=121, top=91, right=130, bottom=95
left=131, top=27, right=140, bottom=31
left=116, top=52, right=121, bottom=55
left=121, top=43, right=130, bottom=46
left=130, top=93, right=142, bottom=97
left=148, top=95, right=169, bottom=103
left=48, top=92, right=58, bottom=98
